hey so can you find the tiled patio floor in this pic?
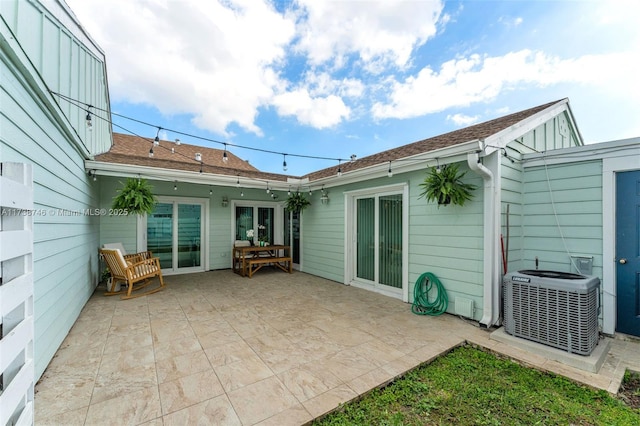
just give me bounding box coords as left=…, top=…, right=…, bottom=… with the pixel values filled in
left=35, top=270, right=639, bottom=425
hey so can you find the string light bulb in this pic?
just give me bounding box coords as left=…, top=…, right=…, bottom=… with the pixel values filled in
left=222, top=143, right=228, bottom=163
left=236, top=176, right=240, bottom=187
left=149, top=146, right=154, bottom=158
left=209, top=187, right=213, bottom=195
left=173, top=182, right=177, bottom=191
left=337, top=160, right=342, bottom=177
left=282, top=154, right=287, bottom=172
left=154, top=127, right=161, bottom=146
left=266, top=182, right=270, bottom=194
left=240, top=190, right=244, bottom=197
left=85, top=109, right=92, bottom=131
left=387, top=161, right=393, bottom=178
left=287, top=186, right=291, bottom=196
left=436, top=158, right=441, bottom=174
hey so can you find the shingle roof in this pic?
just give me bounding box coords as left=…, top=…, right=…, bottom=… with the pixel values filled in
left=94, top=99, right=564, bottom=183
left=304, top=99, right=564, bottom=180
left=96, top=133, right=291, bottom=182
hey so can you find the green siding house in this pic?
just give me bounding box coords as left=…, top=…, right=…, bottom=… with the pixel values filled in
left=2, top=4, right=639, bottom=420
left=89, top=99, right=597, bottom=330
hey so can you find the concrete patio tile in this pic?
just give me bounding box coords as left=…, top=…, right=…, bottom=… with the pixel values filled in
left=34, top=270, right=640, bottom=425
left=214, top=353, right=274, bottom=392
left=91, top=362, right=158, bottom=405
left=35, top=405, right=88, bottom=426
left=255, top=404, right=313, bottom=426
left=85, top=386, right=162, bottom=426
left=302, top=383, right=359, bottom=419
left=346, top=367, right=397, bottom=395
left=159, top=369, right=225, bottom=415
left=162, top=395, right=242, bottom=426
left=228, top=376, right=299, bottom=425
left=277, top=363, right=344, bottom=402
left=153, top=335, right=202, bottom=361
left=156, top=349, right=212, bottom=383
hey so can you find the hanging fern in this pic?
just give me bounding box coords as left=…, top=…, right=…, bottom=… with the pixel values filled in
left=112, top=178, right=157, bottom=215
left=284, top=192, right=311, bottom=213
left=418, top=164, right=477, bottom=207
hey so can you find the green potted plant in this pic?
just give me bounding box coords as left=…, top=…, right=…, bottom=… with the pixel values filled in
left=112, top=178, right=157, bottom=215
left=418, top=164, right=477, bottom=207
left=284, top=191, right=311, bottom=213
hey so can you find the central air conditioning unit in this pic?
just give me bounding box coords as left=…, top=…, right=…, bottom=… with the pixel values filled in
left=503, top=270, right=600, bottom=356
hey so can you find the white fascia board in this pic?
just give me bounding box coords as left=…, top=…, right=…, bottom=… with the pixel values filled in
left=522, top=137, right=640, bottom=168
left=84, top=161, right=289, bottom=190
left=311, top=140, right=483, bottom=189
left=483, top=100, right=573, bottom=154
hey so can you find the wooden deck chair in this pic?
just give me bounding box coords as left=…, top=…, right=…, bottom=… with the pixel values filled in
left=102, top=242, right=153, bottom=263
left=99, top=248, right=165, bottom=299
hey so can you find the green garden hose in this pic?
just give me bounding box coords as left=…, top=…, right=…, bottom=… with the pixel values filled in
left=411, top=272, right=448, bottom=316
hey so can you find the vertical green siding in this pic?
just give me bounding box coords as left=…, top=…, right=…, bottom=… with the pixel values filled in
left=520, top=161, right=603, bottom=277
left=0, top=0, right=111, bottom=155
left=1, top=45, right=100, bottom=379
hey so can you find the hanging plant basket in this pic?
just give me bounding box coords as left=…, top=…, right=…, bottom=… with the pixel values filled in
left=112, top=178, right=157, bottom=215
left=418, top=163, right=477, bottom=207
left=284, top=191, right=311, bottom=213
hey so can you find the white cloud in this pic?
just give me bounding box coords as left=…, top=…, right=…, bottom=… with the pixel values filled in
left=294, top=0, right=444, bottom=71
left=272, top=89, right=350, bottom=129
left=447, top=113, right=479, bottom=126
left=65, top=0, right=295, bottom=136
left=372, top=49, right=638, bottom=119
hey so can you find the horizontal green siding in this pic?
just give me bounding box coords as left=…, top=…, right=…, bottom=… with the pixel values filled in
left=1, top=44, right=100, bottom=379
left=521, top=161, right=603, bottom=277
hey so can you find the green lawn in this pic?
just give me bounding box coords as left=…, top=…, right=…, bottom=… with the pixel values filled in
left=314, top=345, right=640, bottom=425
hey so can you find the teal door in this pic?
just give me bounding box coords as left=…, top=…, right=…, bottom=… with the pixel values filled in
left=616, top=170, right=640, bottom=337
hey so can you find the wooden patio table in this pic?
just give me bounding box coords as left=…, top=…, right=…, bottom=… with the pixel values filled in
left=232, top=244, right=292, bottom=278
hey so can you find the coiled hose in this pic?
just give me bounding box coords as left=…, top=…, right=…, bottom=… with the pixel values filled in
left=411, top=272, right=448, bottom=316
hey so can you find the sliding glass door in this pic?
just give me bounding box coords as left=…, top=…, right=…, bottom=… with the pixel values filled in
left=349, top=186, right=407, bottom=299
left=146, top=197, right=206, bottom=274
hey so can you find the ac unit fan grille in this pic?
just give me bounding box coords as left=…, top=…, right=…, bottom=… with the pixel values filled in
left=504, top=275, right=599, bottom=355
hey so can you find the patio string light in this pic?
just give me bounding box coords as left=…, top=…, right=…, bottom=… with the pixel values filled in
left=50, top=90, right=450, bottom=190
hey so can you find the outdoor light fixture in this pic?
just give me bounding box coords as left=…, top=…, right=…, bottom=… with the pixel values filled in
left=154, top=127, right=161, bottom=146
left=149, top=146, right=154, bottom=158
left=195, top=153, right=202, bottom=162
left=387, top=161, right=393, bottom=178
left=436, top=158, right=441, bottom=174
left=282, top=154, right=287, bottom=172
left=236, top=176, right=240, bottom=187
left=266, top=182, right=270, bottom=194
left=223, top=150, right=228, bottom=163
left=173, top=182, right=177, bottom=191
left=321, top=186, right=329, bottom=204
left=209, top=187, right=213, bottom=195
left=221, top=196, right=228, bottom=207
left=337, top=160, right=342, bottom=177
left=287, top=186, right=291, bottom=196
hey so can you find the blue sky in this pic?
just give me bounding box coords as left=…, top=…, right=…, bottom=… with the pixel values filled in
left=66, top=0, right=639, bottom=176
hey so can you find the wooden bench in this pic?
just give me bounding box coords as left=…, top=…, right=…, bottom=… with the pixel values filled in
left=246, top=255, right=292, bottom=278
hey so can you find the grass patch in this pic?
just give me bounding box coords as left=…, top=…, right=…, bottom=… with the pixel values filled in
left=313, top=345, right=640, bottom=425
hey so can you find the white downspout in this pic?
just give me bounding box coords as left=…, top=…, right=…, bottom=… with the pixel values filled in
left=467, top=151, right=498, bottom=326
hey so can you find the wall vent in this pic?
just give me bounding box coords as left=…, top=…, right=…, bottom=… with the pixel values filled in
left=454, top=297, right=474, bottom=319
left=504, top=270, right=599, bottom=356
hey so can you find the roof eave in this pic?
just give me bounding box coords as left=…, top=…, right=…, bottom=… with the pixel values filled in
left=311, top=139, right=484, bottom=188
left=84, top=160, right=289, bottom=190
